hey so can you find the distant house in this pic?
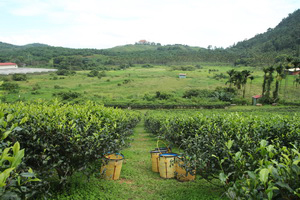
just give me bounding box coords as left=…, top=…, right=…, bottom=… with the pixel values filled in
left=0, top=63, right=18, bottom=69
left=137, top=40, right=148, bottom=45
left=252, top=95, right=262, bottom=106
left=286, top=68, right=300, bottom=75
left=179, top=73, right=186, bottom=78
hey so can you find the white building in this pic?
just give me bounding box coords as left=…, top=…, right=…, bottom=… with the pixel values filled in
left=0, top=63, right=18, bottom=69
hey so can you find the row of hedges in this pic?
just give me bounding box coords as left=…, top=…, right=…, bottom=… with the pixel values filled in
left=104, top=100, right=230, bottom=109
left=0, top=100, right=141, bottom=198
left=144, top=112, right=300, bottom=199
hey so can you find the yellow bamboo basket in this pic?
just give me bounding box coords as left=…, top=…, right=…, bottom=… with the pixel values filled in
left=100, top=153, right=124, bottom=180
left=175, top=156, right=196, bottom=182
left=150, top=149, right=168, bottom=172
left=158, top=153, right=178, bottom=178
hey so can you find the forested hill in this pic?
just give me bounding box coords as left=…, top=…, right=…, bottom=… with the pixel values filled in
left=0, top=42, right=49, bottom=49
left=0, top=42, right=18, bottom=49
left=230, top=9, right=300, bottom=56
left=0, top=43, right=105, bottom=68
left=0, top=9, right=299, bottom=68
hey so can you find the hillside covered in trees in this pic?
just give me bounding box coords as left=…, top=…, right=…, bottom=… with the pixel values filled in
left=230, top=9, right=300, bottom=66
left=0, top=9, right=299, bottom=69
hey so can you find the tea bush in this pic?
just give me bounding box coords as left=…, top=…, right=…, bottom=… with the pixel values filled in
left=144, top=112, right=300, bottom=199
left=0, top=101, right=140, bottom=196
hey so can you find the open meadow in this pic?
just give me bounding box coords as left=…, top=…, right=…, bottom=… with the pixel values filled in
left=1, top=64, right=300, bottom=106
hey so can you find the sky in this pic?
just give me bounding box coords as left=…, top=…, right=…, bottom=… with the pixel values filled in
left=0, top=0, right=299, bottom=49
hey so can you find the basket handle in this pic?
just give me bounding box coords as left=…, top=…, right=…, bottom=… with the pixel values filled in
left=156, top=139, right=171, bottom=154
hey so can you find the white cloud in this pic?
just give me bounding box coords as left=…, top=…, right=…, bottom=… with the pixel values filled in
left=2, top=0, right=300, bottom=48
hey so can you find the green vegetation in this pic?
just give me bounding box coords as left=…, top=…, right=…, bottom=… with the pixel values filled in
left=0, top=8, right=299, bottom=200
left=231, top=9, right=300, bottom=64
left=12, top=74, right=27, bottom=81
left=1, top=64, right=300, bottom=107
left=144, top=110, right=300, bottom=199
left=51, top=120, right=225, bottom=200
left=0, top=101, right=140, bottom=198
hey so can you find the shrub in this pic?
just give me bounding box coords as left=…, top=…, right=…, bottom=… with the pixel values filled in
left=50, top=76, right=58, bottom=80
left=56, top=69, right=76, bottom=76
left=0, top=111, right=40, bottom=199
left=183, top=89, right=213, bottom=98
left=3, top=101, right=140, bottom=194
left=87, top=70, right=99, bottom=77
left=155, top=91, right=173, bottom=100
left=97, top=71, right=106, bottom=79
left=231, top=97, right=248, bottom=105
left=53, top=91, right=81, bottom=100
left=32, top=84, right=41, bottom=91
left=260, top=95, right=275, bottom=104
left=143, top=93, right=155, bottom=101
left=219, top=141, right=300, bottom=200
left=54, top=85, right=64, bottom=89
left=142, top=64, right=153, bottom=68
left=12, top=74, right=27, bottom=81
left=119, top=64, right=130, bottom=69
left=212, top=87, right=237, bottom=102
left=172, top=66, right=196, bottom=71
left=123, top=79, right=132, bottom=84
left=31, top=90, right=41, bottom=95
left=195, top=64, right=203, bottom=69
left=212, top=73, right=227, bottom=80
left=1, top=82, right=19, bottom=91
left=144, top=112, right=300, bottom=199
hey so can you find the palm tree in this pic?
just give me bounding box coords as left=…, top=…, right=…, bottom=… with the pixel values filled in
left=265, top=66, right=275, bottom=100
left=262, top=68, right=268, bottom=96
left=273, top=64, right=284, bottom=102
left=226, top=69, right=236, bottom=88
left=233, top=71, right=243, bottom=90
left=241, top=70, right=251, bottom=98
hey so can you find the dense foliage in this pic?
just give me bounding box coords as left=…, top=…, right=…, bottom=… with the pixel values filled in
left=0, top=111, right=41, bottom=200
left=144, top=111, right=300, bottom=199
left=0, top=101, right=140, bottom=197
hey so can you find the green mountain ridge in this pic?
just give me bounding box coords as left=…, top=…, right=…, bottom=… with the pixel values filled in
left=0, top=9, right=299, bottom=67
left=231, top=9, right=300, bottom=55
left=0, top=42, right=49, bottom=50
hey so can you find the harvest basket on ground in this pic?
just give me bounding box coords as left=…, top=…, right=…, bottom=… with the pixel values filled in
left=100, top=153, right=124, bottom=180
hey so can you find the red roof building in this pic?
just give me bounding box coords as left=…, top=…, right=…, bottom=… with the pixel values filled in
left=252, top=95, right=262, bottom=99
left=0, top=63, right=18, bottom=69
left=286, top=68, right=300, bottom=75
left=252, top=95, right=262, bottom=105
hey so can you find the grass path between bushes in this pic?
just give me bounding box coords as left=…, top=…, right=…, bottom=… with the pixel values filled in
left=53, top=121, right=226, bottom=200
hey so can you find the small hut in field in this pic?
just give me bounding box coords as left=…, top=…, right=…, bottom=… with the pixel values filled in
left=179, top=73, right=186, bottom=78
left=252, top=95, right=262, bottom=106
left=286, top=68, right=300, bottom=75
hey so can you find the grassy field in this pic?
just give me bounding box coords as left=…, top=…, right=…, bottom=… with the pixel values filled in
left=1, top=64, right=299, bottom=104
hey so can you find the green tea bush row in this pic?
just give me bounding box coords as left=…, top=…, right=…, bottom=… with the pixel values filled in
left=105, top=100, right=230, bottom=109
left=0, top=112, right=40, bottom=199
left=144, top=112, right=300, bottom=199
left=0, top=100, right=140, bottom=194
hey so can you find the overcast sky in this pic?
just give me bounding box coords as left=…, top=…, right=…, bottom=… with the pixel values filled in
left=0, top=0, right=299, bottom=49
